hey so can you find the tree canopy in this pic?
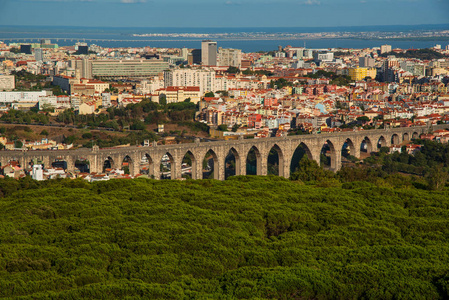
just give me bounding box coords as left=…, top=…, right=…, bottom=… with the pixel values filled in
left=0, top=175, right=449, bottom=298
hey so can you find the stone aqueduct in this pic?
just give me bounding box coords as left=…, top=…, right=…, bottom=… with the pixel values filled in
left=0, top=125, right=441, bottom=180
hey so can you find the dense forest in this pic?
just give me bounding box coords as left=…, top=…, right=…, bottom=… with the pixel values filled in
left=1, top=174, right=449, bottom=299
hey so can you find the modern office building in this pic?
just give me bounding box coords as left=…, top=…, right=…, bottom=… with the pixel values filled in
left=20, top=44, right=32, bottom=54
left=201, top=40, right=217, bottom=66
left=77, top=46, right=89, bottom=55
left=190, top=49, right=202, bottom=65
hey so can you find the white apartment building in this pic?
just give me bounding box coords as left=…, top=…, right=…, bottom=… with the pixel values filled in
left=380, top=45, right=392, bottom=54
left=138, top=78, right=164, bottom=94
left=164, top=68, right=216, bottom=95
left=0, top=90, right=52, bottom=103
left=218, top=48, right=242, bottom=68
left=38, top=95, right=71, bottom=110
left=0, top=75, right=15, bottom=91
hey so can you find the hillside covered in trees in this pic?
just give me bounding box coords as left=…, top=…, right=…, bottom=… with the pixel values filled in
left=1, top=176, right=449, bottom=299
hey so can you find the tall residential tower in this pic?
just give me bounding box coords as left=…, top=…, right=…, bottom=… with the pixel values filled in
left=201, top=40, right=217, bottom=66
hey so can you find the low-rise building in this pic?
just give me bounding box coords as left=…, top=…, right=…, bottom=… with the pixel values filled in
left=156, top=86, right=201, bottom=104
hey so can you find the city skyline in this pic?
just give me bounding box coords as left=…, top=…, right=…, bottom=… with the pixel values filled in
left=1, top=0, right=448, bottom=28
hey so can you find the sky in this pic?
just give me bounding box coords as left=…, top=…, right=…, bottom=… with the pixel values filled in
left=0, top=0, right=448, bottom=28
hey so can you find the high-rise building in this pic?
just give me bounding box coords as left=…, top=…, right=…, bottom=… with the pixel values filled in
left=201, top=40, right=217, bottom=66
left=380, top=45, right=392, bottom=54
left=35, top=48, right=44, bottom=62
left=69, top=58, right=92, bottom=79
left=297, top=49, right=314, bottom=60
left=359, top=56, right=375, bottom=68
left=20, top=44, right=32, bottom=54
left=218, top=47, right=242, bottom=68
left=191, top=49, right=202, bottom=65
left=181, top=48, right=189, bottom=60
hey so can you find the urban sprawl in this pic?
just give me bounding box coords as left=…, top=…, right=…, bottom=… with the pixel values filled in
left=1, top=39, right=449, bottom=181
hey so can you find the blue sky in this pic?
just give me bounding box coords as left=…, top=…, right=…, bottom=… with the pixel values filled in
left=1, top=0, right=448, bottom=28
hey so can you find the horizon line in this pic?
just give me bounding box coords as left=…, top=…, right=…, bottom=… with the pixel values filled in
left=0, top=23, right=448, bottom=30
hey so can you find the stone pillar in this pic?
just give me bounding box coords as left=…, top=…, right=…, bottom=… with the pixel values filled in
left=188, top=156, right=197, bottom=180
left=257, top=151, right=267, bottom=176
left=217, top=155, right=225, bottom=181
left=153, top=162, right=161, bottom=180
left=148, top=159, right=155, bottom=178
left=87, top=155, right=99, bottom=173
left=130, top=153, right=141, bottom=177
left=111, top=154, right=121, bottom=170
left=190, top=153, right=201, bottom=180
left=171, top=155, right=180, bottom=180
left=280, top=152, right=291, bottom=179
left=352, top=145, right=361, bottom=159
left=309, top=146, right=321, bottom=166
left=19, top=156, right=26, bottom=170
left=234, top=153, right=243, bottom=176
left=66, top=156, right=75, bottom=172
left=128, top=160, right=137, bottom=177
left=331, top=149, right=342, bottom=172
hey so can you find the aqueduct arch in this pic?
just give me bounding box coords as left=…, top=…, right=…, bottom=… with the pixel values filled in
left=0, top=124, right=438, bottom=180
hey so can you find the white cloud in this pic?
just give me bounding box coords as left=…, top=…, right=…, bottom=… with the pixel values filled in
left=302, top=0, right=320, bottom=5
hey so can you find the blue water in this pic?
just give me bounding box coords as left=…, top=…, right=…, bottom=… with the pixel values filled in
left=0, top=25, right=448, bottom=52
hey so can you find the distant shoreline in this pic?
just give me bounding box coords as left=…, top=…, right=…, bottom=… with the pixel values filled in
left=1, top=25, right=448, bottom=52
